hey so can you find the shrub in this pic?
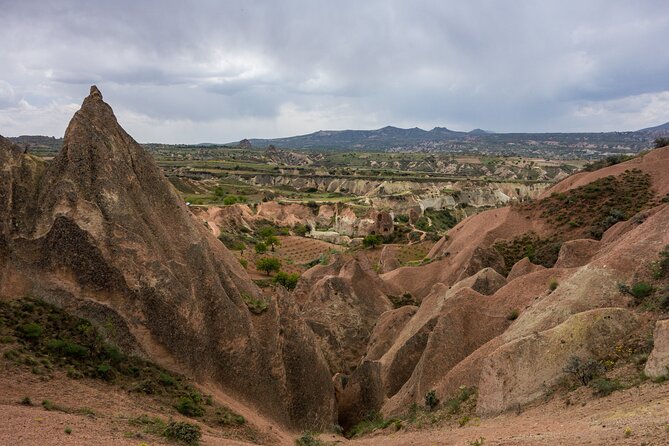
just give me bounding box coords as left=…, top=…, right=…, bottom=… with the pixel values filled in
left=654, top=137, right=669, bottom=149
left=96, top=363, right=114, bottom=380
left=444, top=386, right=476, bottom=415
left=274, top=271, right=300, bottom=290
left=506, top=309, right=519, bottom=321
left=256, top=257, right=281, bottom=276
left=239, top=258, right=248, bottom=269
left=222, top=196, right=238, bottom=206
left=175, top=395, right=205, bottom=417
left=652, top=246, right=669, bottom=279
left=294, top=224, right=309, bottom=236
left=424, top=390, right=439, bottom=411
left=563, top=356, right=604, bottom=386
left=548, top=279, right=558, bottom=292
left=159, top=372, right=176, bottom=386
left=19, top=323, right=43, bottom=339
left=294, top=432, right=324, bottom=446
left=241, top=293, right=269, bottom=315
left=64, top=427, right=72, bottom=435
left=362, top=234, right=383, bottom=249
left=389, top=292, right=417, bottom=309
left=630, top=282, right=653, bottom=300
left=590, top=377, right=623, bottom=397
left=20, top=396, right=32, bottom=406
left=164, top=420, right=201, bottom=445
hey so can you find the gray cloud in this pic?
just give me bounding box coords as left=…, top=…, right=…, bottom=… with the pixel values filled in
left=0, top=0, right=668, bottom=142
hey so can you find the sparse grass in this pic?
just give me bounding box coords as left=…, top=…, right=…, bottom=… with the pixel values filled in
left=0, top=297, right=257, bottom=443
left=493, top=233, right=562, bottom=274
left=347, top=387, right=477, bottom=438
left=240, top=293, right=269, bottom=314
left=347, top=412, right=399, bottom=439
left=532, top=170, right=653, bottom=239
left=294, top=432, right=325, bottom=446
left=389, top=292, right=418, bottom=308
left=590, top=377, right=624, bottom=397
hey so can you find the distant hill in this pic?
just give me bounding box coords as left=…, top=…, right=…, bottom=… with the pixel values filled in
left=7, top=121, right=669, bottom=158
left=638, top=121, right=669, bottom=137
left=7, top=135, right=63, bottom=155
left=234, top=122, right=669, bottom=157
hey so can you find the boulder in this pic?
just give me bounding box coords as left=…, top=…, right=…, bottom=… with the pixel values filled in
left=645, top=319, right=669, bottom=379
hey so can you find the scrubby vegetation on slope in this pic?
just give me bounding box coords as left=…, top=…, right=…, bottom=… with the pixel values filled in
left=494, top=169, right=655, bottom=271
left=0, top=297, right=258, bottom=444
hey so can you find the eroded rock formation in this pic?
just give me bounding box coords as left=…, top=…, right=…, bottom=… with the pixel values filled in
left=0, top=86, right=336, bottom=430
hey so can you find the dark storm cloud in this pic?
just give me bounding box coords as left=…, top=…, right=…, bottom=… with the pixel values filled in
left=0, top=0, right=668, bottom=142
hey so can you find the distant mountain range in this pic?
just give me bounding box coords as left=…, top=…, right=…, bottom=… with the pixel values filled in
left=7, top=122, right=669, bottom=158
left=230, top=122, right=669, bottom=156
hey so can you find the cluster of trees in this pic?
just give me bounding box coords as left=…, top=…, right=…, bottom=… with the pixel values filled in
left=255, top=227, right=281, bottom=253
left=254, top=257, right=299, bottom=290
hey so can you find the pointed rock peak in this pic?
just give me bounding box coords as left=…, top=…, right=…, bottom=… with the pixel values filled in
left=89, top=85, right=103, bottom=99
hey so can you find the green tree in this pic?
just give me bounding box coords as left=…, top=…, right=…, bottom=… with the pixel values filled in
left=255, top=242, right=268, bottom=254
left=223, top=196, right=238, bottom=206
left=258, top=227, right=275, bottom=238
left=362, top=234, right=383, bottom=249
left=256, top=257, right=281, bottom=276
left=265, top=235, right=280, bottom=252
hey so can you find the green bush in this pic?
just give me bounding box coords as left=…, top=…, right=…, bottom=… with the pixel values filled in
left=548, top=279, right=558, bottom=292
left=294, top=224, right=309, bottom=236
left=362, top=234, right=383, bottom=248
left=222, top=196, right=238, bottom=206
left=19, top=323, right=43, bottom=339
left=241, top=293, right=269, bottom=315
left=630, top=282, right=653, bottom=299
left=274, top=271, right=300, bottom=290
left=175, top=395, right=205, bottom=417
left=96, top=363, right=114, bottom=380
left=590, top=377, right=623, bottom=397
left=424, top=390, right=439, bottom=411
left=159, top=372, right=176, bottom=386
left=294, top=432, right=325, bottom=446
left=164, top=420, right=201, bottom=445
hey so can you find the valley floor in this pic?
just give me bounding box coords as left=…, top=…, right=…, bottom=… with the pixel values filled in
left=341, top=382, right=669, bottom=446
left=3, top=362, right=668, bottom=446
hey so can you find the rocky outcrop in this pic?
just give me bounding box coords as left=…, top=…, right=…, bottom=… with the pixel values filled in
left=338, top=360, right=385, bottom=430
left=0, top=87, right=335, bottom=430
left=554, top=239, right=601, bottom=268
left=507, top=257, right=545, bottom=281
left=378, top=245, right=402, bottom=273
left=645, top=320, right=669, bottom=379
left=477, top=308, right=639, bottom=415
left=294, top=253, right=394, bottom=374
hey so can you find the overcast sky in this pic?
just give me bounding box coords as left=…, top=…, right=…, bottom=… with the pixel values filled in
left=1, top=0, right=668, bottom=143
